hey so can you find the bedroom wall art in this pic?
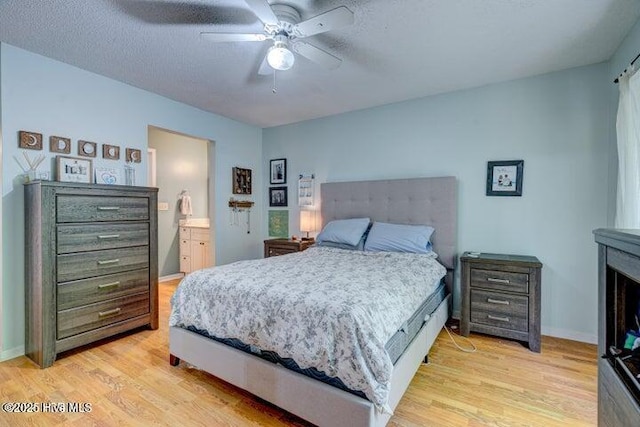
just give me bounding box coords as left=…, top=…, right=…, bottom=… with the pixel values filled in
left=269, top=186, right=287, bottom=207
left=49, top=136, right=71, bottom=154
left=233, top=167, right=252, bottom=195
left=126, top=148, right=142, bottom=163
left=18, top=131, right=43, bottom=150
left=298, top=174, right=314, bottom=207
left=78, top=140, right=97, bottom=158
left=268, top=210, right=288, bottom=238
left=95, top=167, right=120, bottom=185
left=486, top=160, right=524, bottom=196
left=270, top=158, right=287, bottom=184
left=56, top=155, right=93, bottom=183
left=102, top=144, right=120, bottom=160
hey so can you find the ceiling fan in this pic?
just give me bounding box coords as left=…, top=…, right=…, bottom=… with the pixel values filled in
left=200, top=0, right=354, bottom=74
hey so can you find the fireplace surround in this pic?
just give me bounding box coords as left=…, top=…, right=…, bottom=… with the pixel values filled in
left=594, top=229, right=640, bottom=426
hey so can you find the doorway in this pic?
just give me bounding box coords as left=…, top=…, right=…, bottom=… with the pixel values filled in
left=148, top=126, right=213, bottom=280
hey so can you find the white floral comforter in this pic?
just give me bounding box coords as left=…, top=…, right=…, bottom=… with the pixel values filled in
left=169, top=246, right=446, bottom=409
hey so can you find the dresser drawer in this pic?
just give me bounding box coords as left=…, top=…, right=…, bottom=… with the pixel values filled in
left=57, top=223, right=149, bottom=254
left=470, top=289, right=528, bottom=332
left=470, top=268, right=529, bottom=293
left=57, top=195, right=149, bottom=223
left=57, top=246, right=149, bottom=282
left=57, top=269, right=149, bottom=310
left=57, top=292, right=150, bottom=339
left=190, top=228, right=209, bottom=241
left=268, top=246, right=296, bottom=257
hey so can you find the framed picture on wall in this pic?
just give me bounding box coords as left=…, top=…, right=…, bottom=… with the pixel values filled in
left=486, top=160, right=524, bottom=196
left=57, top=155, right=93, bottom=183
left=233, top=167, right=252, bottom=194
left=269, top=186, right=288, bottom=207
left=270, top=158, right=287, bottom=184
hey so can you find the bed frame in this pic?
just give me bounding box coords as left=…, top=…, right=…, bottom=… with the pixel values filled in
left=169, top=176, right=457, bottom=426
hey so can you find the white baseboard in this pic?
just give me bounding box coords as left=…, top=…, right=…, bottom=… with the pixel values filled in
left=541, top=327, right=597, bottom=344
left=160, top=273, right=184, bottom=283
left=1, top=345, right=24, bottom=362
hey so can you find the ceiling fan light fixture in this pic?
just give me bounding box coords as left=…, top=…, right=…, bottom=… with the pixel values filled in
left=267, top=42, right=295, bottom=71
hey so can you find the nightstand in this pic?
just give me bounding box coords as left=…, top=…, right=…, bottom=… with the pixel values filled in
left=460, top=252, right=543, bottom=352
left=264, top=239, right=314, bottom=258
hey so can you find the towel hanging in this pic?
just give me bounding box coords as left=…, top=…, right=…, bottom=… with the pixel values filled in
left=179, top=191, right=193, bottom=216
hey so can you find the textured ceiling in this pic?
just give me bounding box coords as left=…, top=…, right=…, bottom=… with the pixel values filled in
left=1, top=0, right=639, bottom=128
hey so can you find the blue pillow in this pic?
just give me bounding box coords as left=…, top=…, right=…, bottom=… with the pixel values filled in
left=364, top=222, right=434, bottom=254
left=316, top=218, right=371, bottom=247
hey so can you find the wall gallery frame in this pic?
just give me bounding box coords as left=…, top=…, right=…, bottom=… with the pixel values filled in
left=269, top=186, right=288, bottom=207
left=232, top=167, right=252, bottom=194
left=270, top=158, right=287, bottom=184
left=19, top=131, right=43, bottom=150
left=57, top=155, right=93, bottom=183
left=486, top=160, right=524, bottom=196
left=78, top=140, right=97, bottom=158
left=268, top=210, right=289, bottom=238
left=49, top=136, right=71, bottom=154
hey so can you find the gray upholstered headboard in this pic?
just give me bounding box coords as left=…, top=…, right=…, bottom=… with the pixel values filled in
left=321, top=176, right=457, bottom=289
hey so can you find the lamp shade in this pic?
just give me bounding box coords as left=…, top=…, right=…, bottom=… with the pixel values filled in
left=300, top=210, right=315, bottom=238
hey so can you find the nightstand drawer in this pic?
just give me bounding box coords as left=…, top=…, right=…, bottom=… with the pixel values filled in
left=470, top=268, right=529, bottom=293
left=470, top=289, right=528, bottom=332
left=268, top=246, right=296, bottom=257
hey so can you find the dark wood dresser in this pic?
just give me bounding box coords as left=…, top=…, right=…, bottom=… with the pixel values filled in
left=593, top=229, right=640, bottom=426
left=25, top=181, right=158, bottom=368
left=460, top=252, right=542, bottom=352
left=264, top=239, right=314, bottom=258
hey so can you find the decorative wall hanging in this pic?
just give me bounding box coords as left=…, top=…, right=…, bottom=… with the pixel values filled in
left=78, top=140, right=97, bottom=158
left=270, top=158, right=287, bottom=184
left=269, top=186, right=288, bottom=207
left=126, top=148, right=142, bottom=163
left=486, top=160, right=524, bottom=197
left=49, top=136, right=71, bottom=154
left=298, top=174, right=315, bottom=207
left=19, top=131, right=43, bottom=150
left=232, top=167, right=252, bottom=194
left=57, top=155, right=93, bottom=183
left=268, top=210, right=289, bottom=238
left=102, top=144, right=120, bottom=160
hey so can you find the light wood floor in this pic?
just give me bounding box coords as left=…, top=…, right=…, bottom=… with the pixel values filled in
left=0, top=280, right=597, bottom=426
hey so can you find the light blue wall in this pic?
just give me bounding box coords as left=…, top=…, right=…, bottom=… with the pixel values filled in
left=0, top=43, right=263, bottom=357
left=263, top=63, right=610, bottom=343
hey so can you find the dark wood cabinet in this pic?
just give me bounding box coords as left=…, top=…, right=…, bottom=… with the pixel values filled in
left=264, top=239, right=314, bottom=258
left=25, top=181, right=158, bottom=368
left=593, top=229, right=640, bottom=426
left=460, top=252, right=542, bottom=352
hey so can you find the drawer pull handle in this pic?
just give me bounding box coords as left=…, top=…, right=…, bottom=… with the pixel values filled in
left=97, top=206, right=121, bottom=211
left=487, top=277, right=510, bottom=284
left=488, top=314, right=510, bottom=322
left=98, top=234, right=120, bottom=240
left=487, top=298, right=510, bottom=305
left=97, top=259, right=120, bottom=265
left=98, top=281, right=120, bottom=289
left=98, top=308, right=121, bottom=317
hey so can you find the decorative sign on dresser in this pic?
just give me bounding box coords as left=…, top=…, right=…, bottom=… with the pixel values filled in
left=593, top=229, right=640, bottom=426
left=460, top=252, right=542, bottom=352
left=24, top=181, right=158, bottom=368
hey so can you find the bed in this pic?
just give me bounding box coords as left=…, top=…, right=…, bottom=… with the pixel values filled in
left=169, top=176, right=457, bottom=426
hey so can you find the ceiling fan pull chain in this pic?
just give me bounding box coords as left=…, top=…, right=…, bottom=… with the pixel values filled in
left=272, top=69, right=277, bottom=94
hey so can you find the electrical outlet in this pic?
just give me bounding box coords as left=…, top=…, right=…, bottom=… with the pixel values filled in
left=158, top=202, right=169, bottom=211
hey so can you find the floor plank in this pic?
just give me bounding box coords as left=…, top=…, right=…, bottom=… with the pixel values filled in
left=0, top=280, right=597, bottom=426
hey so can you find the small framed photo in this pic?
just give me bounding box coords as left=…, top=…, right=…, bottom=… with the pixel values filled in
left=95, top=167, right=121, bottom=185
left=49, top=136, right=71, bottom=154
left=270, top=158, right=287, bottom=184
left=103, top=144, right=120, bottom=160
left=78, top=140, right=97, bottom=158
left=233, top=167, right=252, bottom=194
left=126, top=148, right=142, bottom=163
left=269, top=186, right=288, bottom=207
left=19, top=131, right=43, bottom=150
left=57, top=155, right=93, bottom=183
left=486, top=160, right=524, bottom=196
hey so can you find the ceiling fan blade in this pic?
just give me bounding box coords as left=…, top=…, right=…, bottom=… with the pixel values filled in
left=258, top=53, right=272, bottom=75
left=200, top=32, right=267, bottom=42
left=293, top=6, right=354, bottom=38
left=292, top=41, right=342, bottom=70
left=244, top=0, right=279, bottom=26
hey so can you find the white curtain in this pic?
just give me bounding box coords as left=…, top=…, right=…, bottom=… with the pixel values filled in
left=615, top=67, right=640, bottom=228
